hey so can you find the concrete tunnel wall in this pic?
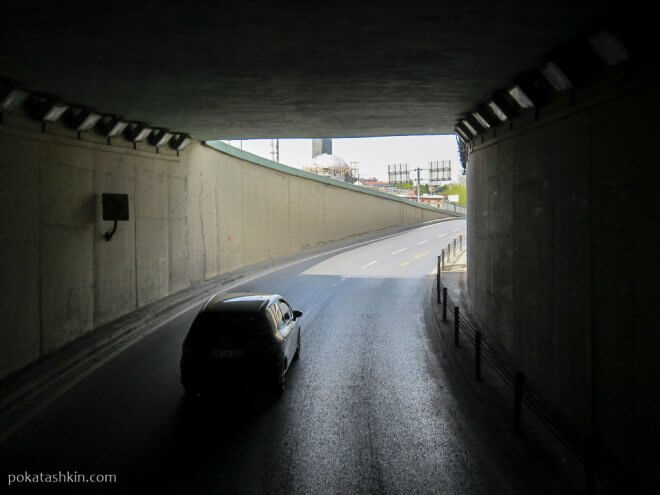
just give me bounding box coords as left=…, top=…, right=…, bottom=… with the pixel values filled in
left=466, top=76, right=658, bottom=484
left=0, top=119, right=450, bottom=380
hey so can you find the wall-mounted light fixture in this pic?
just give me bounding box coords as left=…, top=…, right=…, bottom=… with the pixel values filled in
left=455, top=122, right=473, bottom=140
left=148, top=127, right=173, bottom=147
left=471, top=111, right=491, bottom=129
left=0, top=82, right=29, bottom=112
left=507, top=85, right=535, bottom=109
left=102, top=193, right=129, bottom=241
left=461, top=119, right=479, bottom=136
left=589, top=31, right=628, bottom=66
left=125, top=122, right=152, bottom=142
left=541, top=62, right=572, bottom=91
left=475, top=104, right=499, bottom=128
left=514, top=71, right=557, bottom=106
left=29, top=94, right=69, bottom=122
left=455, top=126, right=470, bottom=142
left=97, top=114, right=128, bottom=137
left=65, top=106, right=102, bottom=131
left=170, top=133, right=191, bottom=151
left=487, top=100, right=508, bottom=122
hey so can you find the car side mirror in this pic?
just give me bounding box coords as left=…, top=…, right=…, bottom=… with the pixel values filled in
left=293, top=310, right=303, bottom=319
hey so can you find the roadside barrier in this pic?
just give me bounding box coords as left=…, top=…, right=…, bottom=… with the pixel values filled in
left=435, top=234, right=614, bottom=493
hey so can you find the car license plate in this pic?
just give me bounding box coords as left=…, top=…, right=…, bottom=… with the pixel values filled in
left=210, top=349, right=245, bottom=358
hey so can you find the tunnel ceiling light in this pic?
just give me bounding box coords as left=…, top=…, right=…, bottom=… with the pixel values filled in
left=98, top=114, right=128, bottom=137
left=489, top=93, right=519, bottom=121
left=125, top=122, right=152, bottom=142
left=487, top=101, right=508, bottom=121
left=507, top=85, right=534, bottom=109
left=471, top=111, right=491, bottom=129
left=589, top=31, right=628, bottom=66
left=29, top=95, right=69, bottom=122
left=78, top=113, right=101, bottom=131
left=455, top=122, right=472, bottom=139
left=0, top=84, right=29, bottom=112
left=148, top=128, right=173, bottom=147
left=455, top=127, right=470, bottom=142
left=541, top=62, right=572, bottom=91
left=461, top=119, right=478, bottom=136
left=66, top=107, right=101, bottom=131
left=170, top=133, right=191, bottom=151
left=43, top=104, right=68, bottom=122
left=475, top=105, right=499, bottom=127
left=516, top=72, right=556, bottom=106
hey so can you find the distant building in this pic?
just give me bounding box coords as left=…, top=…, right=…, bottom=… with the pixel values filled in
left=360, top=178, right=390, bottom=190
left=311, top=138, right=333, bottom=157
left=395, top=192, right=446, bottom=208
left=418, top=194, right=445, bottom=208
left=304, top=138, right=358, bottom=183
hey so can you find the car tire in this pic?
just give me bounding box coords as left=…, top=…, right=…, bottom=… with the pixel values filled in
left=294, top=331, right=301, bottom=361
left=273, top=361, right=287, bottom=398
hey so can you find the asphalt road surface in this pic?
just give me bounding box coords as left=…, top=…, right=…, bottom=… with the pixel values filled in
left=1, top=219, right=529, bottom=493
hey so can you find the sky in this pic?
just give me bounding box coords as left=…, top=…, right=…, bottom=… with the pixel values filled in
left=216, top=135, right=463, bottom=182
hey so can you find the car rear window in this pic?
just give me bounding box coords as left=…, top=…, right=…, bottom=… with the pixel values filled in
left=187, top=312, right=269, bottom=348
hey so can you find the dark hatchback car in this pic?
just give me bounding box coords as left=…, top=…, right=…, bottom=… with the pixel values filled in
left=181, top=293, right=302, bottom=397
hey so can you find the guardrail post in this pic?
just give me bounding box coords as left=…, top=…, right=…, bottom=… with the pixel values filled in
left=441, top=249, right=445, bottom=271
left=459, top=234, right=463, bottom=251
left=475, top=331, right=482, bottom=380
left=454, top=306, right=460, bottom=347
left=513, top=371, right=525, bottom=431
left=436, top=256, right=441, bottom=303
left=442, top=288, right=448, bottom=322
left=453, top=238, right=457, bottom=253
left=447, top=243, right=451, bottom=259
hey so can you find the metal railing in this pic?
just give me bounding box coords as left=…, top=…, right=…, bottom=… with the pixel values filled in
left=435, top=235, right=614, bottom=493
left=437, top=202, right=466, bottom=215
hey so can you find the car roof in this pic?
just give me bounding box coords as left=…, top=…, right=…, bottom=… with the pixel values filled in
left=201, top=292, right=282, bottom=314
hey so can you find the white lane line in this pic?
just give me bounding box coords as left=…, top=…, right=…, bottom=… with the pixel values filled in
left=452, top=228, right=462, bottom=232
left=417, top=240, right=429, bottom=245
left=391, top=248, right=407, bottom=255
left=333, top=276, right=349, bottom=287
left=437, top=234, right=447, bottom=238
left=362, top=260, right=379, bottom=269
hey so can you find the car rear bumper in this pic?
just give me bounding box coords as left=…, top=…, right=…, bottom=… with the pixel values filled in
left=180, top=355, right=284, bottom=392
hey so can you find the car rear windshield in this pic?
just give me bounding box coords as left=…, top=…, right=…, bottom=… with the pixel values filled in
left=187, top=312, right=269, bottom=348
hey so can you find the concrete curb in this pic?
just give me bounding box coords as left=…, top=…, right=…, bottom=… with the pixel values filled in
left=428, top=247, right=594, bottom=494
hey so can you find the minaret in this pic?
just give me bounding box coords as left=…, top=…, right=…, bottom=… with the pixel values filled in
left=312, top=138, right=333, bottom=158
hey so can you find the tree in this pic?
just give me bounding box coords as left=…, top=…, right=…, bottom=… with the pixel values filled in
left=438, top=182, right=467, bottom=206
left=395, top=181, right=429, bottom=194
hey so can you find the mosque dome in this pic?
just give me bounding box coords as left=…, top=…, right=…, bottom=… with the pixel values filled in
left=312, top=153, right=348, bottom=168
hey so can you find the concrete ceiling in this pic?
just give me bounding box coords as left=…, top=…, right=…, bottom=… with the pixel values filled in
left=1, top=1, right=623, bottom=139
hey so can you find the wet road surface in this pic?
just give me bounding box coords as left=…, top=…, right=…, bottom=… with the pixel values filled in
left=1, top=219, right=529, bottom=493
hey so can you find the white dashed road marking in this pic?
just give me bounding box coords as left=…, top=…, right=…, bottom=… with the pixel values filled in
left=362, top=260, right=379, bottom=269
